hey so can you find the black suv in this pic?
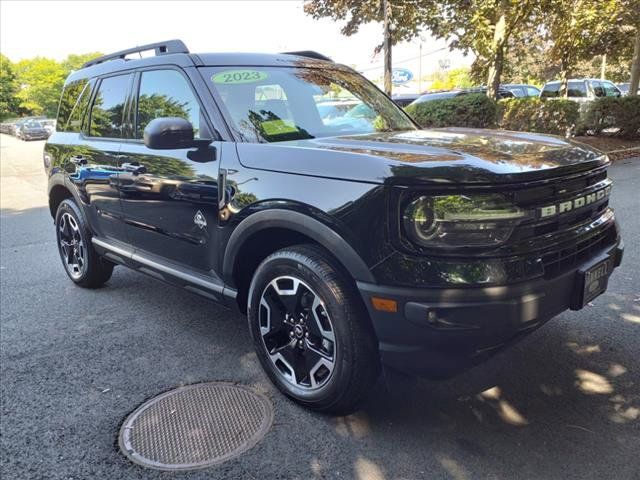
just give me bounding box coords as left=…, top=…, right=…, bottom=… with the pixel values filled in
left=45, top=40, right=623, bottom=413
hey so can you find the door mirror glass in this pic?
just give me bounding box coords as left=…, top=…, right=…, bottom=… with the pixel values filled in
left=143, top=117, right=196, bottom=149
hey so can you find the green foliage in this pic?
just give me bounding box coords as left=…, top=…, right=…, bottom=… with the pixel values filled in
left=499, top=98, right=580, bottom=136
left=405, top=94, right=499, bottom=128
left=2, top=52, right=103, bottom=119
left=579, top=96, right=640, bottom=139
left=0, top=54, right=21, bottom=120
left=426, top=67, right=474, bottom=90
left=14, top=57, right=66, bottom=117
left=303, top=0, right=437, bottom=51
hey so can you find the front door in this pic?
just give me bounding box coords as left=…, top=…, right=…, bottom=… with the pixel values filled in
left=117, top=68, right=220, bottom=274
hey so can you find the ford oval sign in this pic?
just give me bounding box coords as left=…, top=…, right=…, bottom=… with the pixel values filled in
left=392, top=68, right=413, bottom=85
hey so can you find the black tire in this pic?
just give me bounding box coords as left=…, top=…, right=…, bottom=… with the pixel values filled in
left=248, top=244, right=380, bottom=414
left=55, top=198, right=114, bottom=288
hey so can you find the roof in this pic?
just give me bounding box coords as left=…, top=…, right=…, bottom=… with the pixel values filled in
left=67, top=41, right=342, bottom=84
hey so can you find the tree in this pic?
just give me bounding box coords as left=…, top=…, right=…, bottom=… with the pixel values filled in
left=14, top=57, right=66, bottom=116
left=0, top=54, right=21, bottom=120
left=427, top=0, right=538, bottom=99
left=61, top=52, right=103, bottom=73
left=541, top=0, right=630, bottom=97
left=304, top=0, right=438, bottom=94
left=305, top=0, right=538, bottom=99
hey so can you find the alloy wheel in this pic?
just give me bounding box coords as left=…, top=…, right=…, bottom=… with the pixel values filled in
left=58, top=212, right=86, bottom=279
left=258, top=276, right=336, bottom=390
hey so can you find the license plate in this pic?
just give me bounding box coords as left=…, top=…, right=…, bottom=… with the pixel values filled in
left=581, top=257, right=613, bottom=306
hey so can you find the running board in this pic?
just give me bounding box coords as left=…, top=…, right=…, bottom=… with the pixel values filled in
left=92, top=237, right=237, bottom=306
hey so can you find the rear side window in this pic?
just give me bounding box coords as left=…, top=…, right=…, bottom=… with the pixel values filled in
left=57, top=79, right=91, bottom=132
left=89, top=74, right=132, bottom=138
left=135, top=69, right=202, bottom=138
left=567, top=81, right=587, bottom=97
left=541, top=83, right=560, bottom=98
left=527, top=87, right=540, bottom=97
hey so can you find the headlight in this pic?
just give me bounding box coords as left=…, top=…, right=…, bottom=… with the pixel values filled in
left=403, top=194, right=528, bottom=248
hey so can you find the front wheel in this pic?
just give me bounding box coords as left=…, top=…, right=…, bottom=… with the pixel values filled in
left=248, top=245, right=380, bottom=414
left=55, top=199, right=114, bottom=288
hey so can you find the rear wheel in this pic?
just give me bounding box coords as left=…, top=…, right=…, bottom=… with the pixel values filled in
left=248, top=244, right=380, bottom=414
left=55, top=199, right=114, bottom=288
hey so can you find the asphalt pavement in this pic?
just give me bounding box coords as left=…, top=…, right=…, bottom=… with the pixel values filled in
left=1, top=133, right=639, bottom=479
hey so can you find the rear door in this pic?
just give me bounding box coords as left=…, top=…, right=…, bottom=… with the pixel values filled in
left=117, top=67, right=220, bottom=274
left=72, top=73, right=133, bottom=243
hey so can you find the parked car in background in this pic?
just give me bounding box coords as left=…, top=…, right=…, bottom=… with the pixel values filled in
left=42, top=119, right=57, bottom=135
left=0, top=120, right=17, bottom=134
left=540, top=79, right=622, bottom=104
left=11, top=116, right=47, bottom=136
left=616, top=83, right=639, bottom=96
left=409, top=87, right=515, bottom=106
left=17, top=120, right=49, bottom=141
left=502, top=83, right=541, bottom=97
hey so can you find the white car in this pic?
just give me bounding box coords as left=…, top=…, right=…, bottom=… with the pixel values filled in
left=540, top=78, right=622, bottom=105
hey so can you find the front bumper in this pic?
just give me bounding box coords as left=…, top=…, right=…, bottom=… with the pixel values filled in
left=358, top=240, right=623, bottom=379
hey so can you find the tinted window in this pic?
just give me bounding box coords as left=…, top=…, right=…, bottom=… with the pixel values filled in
left=592, top=81, right=606, bottom=97
left=89, top=74, right=131, bottom=138
left=136, top=69, right=201, bottom=138
left=541, top=83, right=560, bottom=98
left=206, top=66, right=415, bottom=143
left=567, top=81, right=587, bottom=97
left=57, top=79, right=90, bottom=132
left=602, top=81, right=620, bottom=97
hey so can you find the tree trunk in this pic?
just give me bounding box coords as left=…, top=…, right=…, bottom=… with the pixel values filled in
left=486, top=13, right=507, bottom=100
left=630, top=29, right=640, bottom=96
left=559, top=58, right=569, bottom=98
left=383, top=0, right=392, bottom=96
left=600, top=54, right=606, bottom=80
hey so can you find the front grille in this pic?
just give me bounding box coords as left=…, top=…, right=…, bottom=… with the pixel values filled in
left=511, top=165, right=611, bottom=244
left=541, top=224, right=617, bottom=278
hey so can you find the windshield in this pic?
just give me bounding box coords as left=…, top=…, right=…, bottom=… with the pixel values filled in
left=205, top=66, right=416, bottom=142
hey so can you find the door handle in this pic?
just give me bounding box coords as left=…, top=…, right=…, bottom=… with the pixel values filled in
left=69, top=155, right=87, bottom=165
left=121, top=162, right=147, bottom=175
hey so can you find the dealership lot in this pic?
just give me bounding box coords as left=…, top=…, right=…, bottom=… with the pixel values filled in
left=1, top=133, right=639, bottom=479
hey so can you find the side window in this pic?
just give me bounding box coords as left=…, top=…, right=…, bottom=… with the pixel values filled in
left=57, top=79, right=90, bottom=132
left=592, top=81, right=606, bottom=97
left=136, top=69, right=201, bottom=138
left=89, top=74, right=131, bottom=138
left=540, top=84, right=560, bottom=98
left=527, top=87, right=540, bottom=97
left=567, top=81, right=587, bottom=98
left=602, top=81, right=620, bottom=97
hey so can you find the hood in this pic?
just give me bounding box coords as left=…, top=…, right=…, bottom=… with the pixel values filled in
left=237, top=128, right=608, bottom=184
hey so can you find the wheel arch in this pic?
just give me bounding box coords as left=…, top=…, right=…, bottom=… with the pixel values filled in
left=48, top=183, right=74, bottom=218
left=223, top=209, right=374, bottom=312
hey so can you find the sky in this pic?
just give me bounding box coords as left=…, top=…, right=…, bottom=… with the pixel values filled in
left=0, top=0, right=472, bottom=89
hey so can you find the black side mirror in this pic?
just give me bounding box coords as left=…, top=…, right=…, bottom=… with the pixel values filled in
left=143, top=117, right=211, bottom=150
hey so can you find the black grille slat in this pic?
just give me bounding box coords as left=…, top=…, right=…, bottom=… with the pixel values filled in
left=541, top=226, right=616, bottom=278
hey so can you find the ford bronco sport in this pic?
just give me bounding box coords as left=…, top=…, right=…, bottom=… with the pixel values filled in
left=45, top=40, right=623, bottom=413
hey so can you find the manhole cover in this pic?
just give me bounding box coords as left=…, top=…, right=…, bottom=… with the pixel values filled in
left=118, top=382, right=273, bottom=471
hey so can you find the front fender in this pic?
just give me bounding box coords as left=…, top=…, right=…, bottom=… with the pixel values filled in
left=222, top=208, right=375, bottom=284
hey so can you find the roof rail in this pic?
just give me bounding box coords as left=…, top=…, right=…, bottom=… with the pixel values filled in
left=82, top=40, right=189, bottom=69
left=281, top=50, right=333, bottom=62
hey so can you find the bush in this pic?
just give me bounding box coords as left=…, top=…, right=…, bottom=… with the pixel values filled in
left=405, top=94, right=498, bottom=129
left=579, top=96, right=640, bottom=139
left=498, top=98, right=580, bottom=136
